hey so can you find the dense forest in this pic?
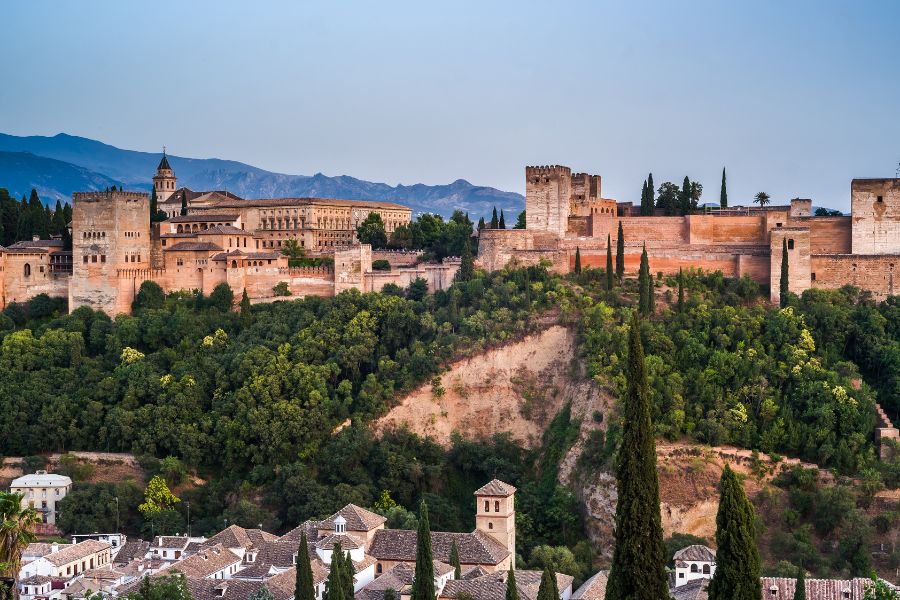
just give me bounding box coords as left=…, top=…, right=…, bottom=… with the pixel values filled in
left=0, top=187, right=71, bottom=247
left=1, top=258, right=899, bottom=580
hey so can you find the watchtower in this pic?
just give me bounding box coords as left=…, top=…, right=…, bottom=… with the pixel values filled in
left=474, top=479, right=516, bottom=568
left=152, top=151, right=177, bottom=203
left=851, top=179, right=900, bottom=254
left=526, top=165, right=571, bottom=237
left=70, top=190, right=150, bottom=315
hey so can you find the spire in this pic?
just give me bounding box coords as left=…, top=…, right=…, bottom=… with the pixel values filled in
left=157, top=147, right=171, bottom=171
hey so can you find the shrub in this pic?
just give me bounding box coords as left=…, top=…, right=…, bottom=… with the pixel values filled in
left=273, top=281, right=291, bottom=297
left=372, top=259, right=391, bottom=271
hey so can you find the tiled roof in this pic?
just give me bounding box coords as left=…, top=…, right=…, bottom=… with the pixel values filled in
left=196, top=225, right=248, bottom=235
left=200, top=197, right=411, bottom=211
left=165, top=241, right=223, bottom=252
left=462, top=566, right=489, bottom=580
left=434, top=560, right=455, bottom=577
left=20, top=575, right=52, bottom=585
left=572, top=570, right=608, bottom=600
left=153, top=536, right=192, bottom=549
left=167, top=213, right=240, bottom=223
left=201, top=525, right=274, bottom=551
left=670, top=578, right=708, bottom=600
left=5, top=239, right=64, bottom=250
left=210, top=250, right=282, bottom=261
left=115, top=539, right=150, bottom=564
left=157, top=153, right=171, bottom=171
left=473, top=480, right=516, bottom=497
left=24, top=543, right=66, bottom=558
left=321, top=504, right=387, bottom=533
left=279, top=520, right=323, bottom=544
left=673, top=545, right=715, bottom=563
left=369, top=530, right=509, bottom=566
left=442, top=570, right=573, bottom=600
left=760, top=577, right=894, bottom=600
left=45, top=540, right=110, bottom=567
left=169, top=544, right=241, bottom=579
left=316, top=534, right=361, bottom=550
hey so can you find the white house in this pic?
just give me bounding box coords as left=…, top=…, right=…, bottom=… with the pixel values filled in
left=673, top=545, right=716, bottom=587
left=20, top=539, right=112, bottom=580
left=10, top=471, right=72, bottom=526
left=18, top=575, right=53, bottom=600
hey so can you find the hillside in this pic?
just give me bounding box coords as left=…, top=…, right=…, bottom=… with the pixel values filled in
left=0, top=151, right=122, bottom=202
left=0, top=133, right=524, bottom=216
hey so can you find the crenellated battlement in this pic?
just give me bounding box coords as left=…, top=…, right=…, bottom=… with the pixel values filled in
left=117, top=268, right=168, bottom=279
left=73, top=191, right=149, bottom=204
left=525, top=165, right=571, bottom=181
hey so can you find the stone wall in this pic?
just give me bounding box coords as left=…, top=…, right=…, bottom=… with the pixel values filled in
left=769, top=228, right=811, bottom=303
left=526, top=166, right=571, bottom=237
left=1, top=252, right=69, bottom=306
left=851, top=179, right=900, bottom=254
left=372, top=250, right=422, bottom=268
left=805, top=217, right=852, bottom=254
left=686, top=215, right=766, bottom=245
left=334, top=245, right=373, bottom=294
left=811, top=254, right=898, bottom=300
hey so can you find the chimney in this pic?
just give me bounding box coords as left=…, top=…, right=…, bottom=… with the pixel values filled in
left=32, top=234, right=40, bottom=242
left=51, top=543, right=59, bottom=553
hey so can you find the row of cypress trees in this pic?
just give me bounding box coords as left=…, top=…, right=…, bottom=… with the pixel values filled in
left=640, top=168, right=729, bottom=214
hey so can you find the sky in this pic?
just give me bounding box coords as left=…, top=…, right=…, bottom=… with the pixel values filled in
left=2, top=0, right=899, bottom=211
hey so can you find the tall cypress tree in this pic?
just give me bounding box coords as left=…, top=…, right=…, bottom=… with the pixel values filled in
left=505, top=565, right=519, bottom=600
left=240, top=289, right=253, bottom=327
left=574, top=247, right=582, bottom=274
left=708, top=465, right=761, bottom=600
left=648, top=265, right=655, bottom=314
left=296, top=531, right=316, bottom=600
left=640, top=180, right=648, bottom=216
left=720, top=168, right=728, bottom=208
left=449, top=541, right=461, bottom=580
left=457, top=239, right=474, bottom=282
left=638, top=244, right=650, bottom=315
left=490, top=207, right=499, bottom=229
left=51, top=199, right=66, bottom=235
left=780, top=238, right=789, bottom=308
left=410, top=500, right=435, bottom=600
left=792, top=566, right=805, bottom=600
left=150, top=187, right=159, bottom=220
left=605, top=313, right=668, bottom=600
left=647, top=173, right=655, bottom=212
left=615, top=221, right=624, bottom=280
left=180, top=191, right=188, bottom=216
left=677, top=268, right=685, bottom=313
left=324, top=542, right=346, bottom=600
left=606, top=234, right=614, bottom=291
left=537, top=568, right=558, bottom=600
left=341, top=549, right=354, bottom=600
left=679, top=176, right=692, bottom=215
left=499, top=210, right=506, bottom=229
left=477, top=217, right=486, bottom=231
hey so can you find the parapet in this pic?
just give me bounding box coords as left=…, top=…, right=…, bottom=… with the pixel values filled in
left=73, top=190, right=149, bottom=204
left=525, top=165, right=572, bottom=181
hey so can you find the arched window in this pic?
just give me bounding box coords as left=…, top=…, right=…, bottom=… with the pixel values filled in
left=484, top=500, right=489, bottom=512
left=231, top=260, right=237, bottom=269
left=23, top=264, right=31, bottom=277
left=690, top=564, right=698, bottom=573
left=495, top=501, right=500, bottom=512
left=702, top=565, right=710, bottom=574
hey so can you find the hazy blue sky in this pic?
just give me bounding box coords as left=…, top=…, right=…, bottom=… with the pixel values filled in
left=3, top=0, right=899, bottom=210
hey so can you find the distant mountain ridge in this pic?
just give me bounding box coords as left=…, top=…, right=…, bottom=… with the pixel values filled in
left=0, top=133, right=524, bottom=217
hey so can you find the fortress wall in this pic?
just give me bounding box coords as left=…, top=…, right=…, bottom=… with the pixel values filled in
left=588, top=217, right=690, bottom=246
left=1, top=253, right=70, bottom=306
left=851, top=179, right=900, bottom=254
left=806, top=217, right=852, bottom=254
left=769, top=229, right=811, bottom=303
left=811, top=255, right=898, bottom=300
left=372, top=250, right=422, bottom=268
left=687, top=216, right=766, bottom=245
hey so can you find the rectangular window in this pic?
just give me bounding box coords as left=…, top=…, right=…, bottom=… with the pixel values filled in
left=83, top=256, right=88, bottom=263
left=788, top=239, right=794, bottom=250
left=877, top=196, right=884, bottom=203
left=91, top=255, right=97, bottom=263
left=811, top=272, right=816, bottom=281
left=101, top=255, right=106, bottom=263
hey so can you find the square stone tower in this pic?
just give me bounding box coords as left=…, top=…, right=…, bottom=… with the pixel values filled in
left=474, top=479, right=516, bottom=568
left=70, top=190, right=150, bottom=315
left=526, top=165, right=571, bottom=237
left=851, top=179, right=900, bottom=254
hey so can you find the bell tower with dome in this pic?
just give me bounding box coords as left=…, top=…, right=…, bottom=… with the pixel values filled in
left=152, top=150, right=177, bottom=203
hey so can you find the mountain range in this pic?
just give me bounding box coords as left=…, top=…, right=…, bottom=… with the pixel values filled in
left=0, top=133, right=524, bottom=218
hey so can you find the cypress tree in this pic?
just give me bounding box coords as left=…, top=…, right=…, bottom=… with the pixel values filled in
left=180, top=191, right=188, bottom=216
left=720, top=168, right=728, bottom=208
left=324, top=542, right=346, bottom=600
left=341, top=550, right=354, bottom=600
left=295, top=531, right=316, bottom=600
left=780, top=238, right=789, bottom=308
left=792, top=566, right=805, bottom=600
left=499, top=209, right=506, bottom=229
left=150, top=187, right=159, bottom=220
left=615, top=221, right=624, bottom=280
left=604, top=313, right=669, bottom=600
left=647, top=173, right=654, bottom=212
left=606, top=234, right=614, bottom=291
left=640, top=180, right=648, bottom=216
left=449, top=541, right=461, bottom=580
left=410, top=500, right=435, bottom=600
left=648, top=267, right=655, bottom=314
left=240, top=289, right=252, bottom=327
left=505, top=565, right=519, bottom=600
left=51, top=199, right=66, bottom=235
left=638, top=244, right=650, bottom=315
left=537, top=568, right=558, bottom=600
left=384, top=590, right=397, bottom=600
left=708, top=465, right=761, bottom=600
left=477, top=217, right=486, bottom=231
left=456, top=240, right=474, bottom=282
left=677, top=268, right=685, bottom=313
left=679, top=176, right=691, bottom=215
left=574, top=247, right=582, bottom=274
left=490, top=207, right=499, bottom=229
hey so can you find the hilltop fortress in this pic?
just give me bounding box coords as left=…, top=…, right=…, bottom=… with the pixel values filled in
left=479, top=165, right=900, bottom=301
left=0, top=156, right=460, bottom=315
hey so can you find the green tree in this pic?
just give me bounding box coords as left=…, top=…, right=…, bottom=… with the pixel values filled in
left=180, top=191, right=188, bottom=216
left=679, top=176, right=692, bottom=215
left=150, top=187, right=158, bottom=220
left=294, top=530, right=316, bottom=600
left=615, top=221, right=624, bottom=280
left=793, top=565, right=805, bottom=600
left=138, top=476, right=180, bottom=515
left=449, top=540, right=461, bottom=579
left=656, top=182, right=680, bottom=216
left=477, top=217, right=486, bottom=231
left=677, top=268, right=684, bottom=312
left=249, top=588, right=276, bottom=600
left=51, top=199, right=67, bottom=235
left=640, top=180, right=650, bottom=216
left=719, top=168, right=728, bottom=208
left=490, top=207, right=499, bottom=229
left=638, top=244, right=651, bottom=315
left=514, top=210, right=526, bottom=229
left=708, top=465, right=761, bottom=600
left=209, top=282, right=234, bottom=311
left=574, top=248, right=582, bottom=274
left=0, top=492, right=41, bottom=587
left=506, top=566, right=519, bottom=600
left=357, top=212, right=388, bottom=248
left=407, top=277, right=428, bottom=301
left=537, top=568, right=559, bottom=600
left=240, top=289, right=252, bottom=326
left=780, top=238, right=789, bottom=308
left=456, top=239, right=474, bottom=283
left=384, top=590, right=397, bottom=600
left=754, top=192, right=771, bottom=208
left=282, top=238, right=305, bottom=261
left=864, top=578, right=900, bottom=600
left=125, top=574, right=193, bottom=600
left=605, top=235, right=614, bottom=291
left=604, top=314, right=669, bottom=600
left=324, top=542, right=346, bottom=600
left=411, top=500, right=435, bottom=600
left=690, top=181, right=703, bottom=210
left=499, top=210, right=506, bottom=229
left=133, top=280, right=165, bottom=311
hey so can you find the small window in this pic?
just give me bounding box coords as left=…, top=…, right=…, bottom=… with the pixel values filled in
left=23, top=264, right=31, bottom=277
left=101, top=255, right=106, bottom=263
left=91, top=255, right=97, bottom=263
left=776, top=222, right=782, bottom=228
left=703, top=565, right=710, bottom=574
left=787, top=239, right=794, bottom=250
left=877, top=196, right=884, bottom=203
left=83, top=256, right=88, bottom=263
left=690, top=565, right=698, bottom=573
left=488, top=522, right=493, bottom=530
left=484, top=500, right=489, bottom=512
left=495, top=501, right=500, bottom=512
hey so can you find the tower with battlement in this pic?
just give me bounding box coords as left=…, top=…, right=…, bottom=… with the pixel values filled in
left=69, top=190, right=151, bottom=315
left=152, top=152, right=177, bottom=203
left=526, top=165, right=572, bottom=237
left=851, top=179, right=900, bottom=255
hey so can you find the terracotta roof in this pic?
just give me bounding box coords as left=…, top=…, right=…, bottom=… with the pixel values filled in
left=169, top=544, right=241, bottom=579
left=210, top=250, right=282, bottom=261
left=316, top=534, right=361, bottom=550
left=434, top=560, right=454, bottom=577
left=20, top=575, right=52, bottom=585
left=196, top=225, right=248, bottom=235
left=201, top=197, right=411, bottom=211
left=45, top=540, right=110, bottom=567
left=115, top=539, right=150, bottom=564
left=442, top=570, right=574, bottom=600
left=201, top=525, right=275, bottom=551
left=5, top=239, right=64, bottom=250
left=153, top=536, right=192, bottom=549
left=369, top=530, right=509, bottom=566
left=462, top=566, right=489, bottom=580
left=357, top=562, right=417, bottom=600
left=321, top=504, right=387, bottom=532
left=473, top=480, right=517, bottom=497
left=279, top=520, right=323, bottom=544
left=167, top=213, right=240, bottom=223
left=760, top=577, right=895, bottom=599
left=165, top=241, right=223, bottom=252
left=673, top=545, right=715, bottom=563
left=24, top=543, right=66, bottom=558
left=670, top=578, right=708, bottom=600
left=572, top=570, right=609, bottom=600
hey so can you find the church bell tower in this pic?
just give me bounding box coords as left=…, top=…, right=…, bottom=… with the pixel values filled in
left=152, top=150, right=177, bottom=203
left=474, top=479, right=516, bottom=568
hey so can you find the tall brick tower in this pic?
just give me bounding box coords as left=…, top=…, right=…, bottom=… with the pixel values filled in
left=152, top=151, right=177, bottom=203
left=69, top=190, right=150, bottom=315
left=525, top=165, right=571, bottom=237
left=474, top=479, right=516, bottom=568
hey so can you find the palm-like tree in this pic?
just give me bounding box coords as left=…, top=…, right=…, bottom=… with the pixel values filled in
left=754, top=192, right=771, bottom=208
left=0, top=492, right=41, bottom=598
